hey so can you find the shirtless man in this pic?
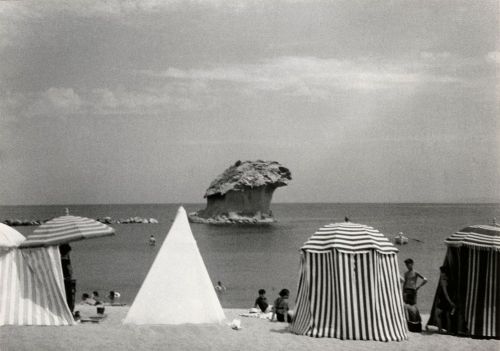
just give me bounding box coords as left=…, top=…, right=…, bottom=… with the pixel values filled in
left=401, top=258, right=427, bottom=305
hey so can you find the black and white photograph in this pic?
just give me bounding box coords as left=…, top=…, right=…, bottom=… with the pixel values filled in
left=0, top=1, right=498, bottom=350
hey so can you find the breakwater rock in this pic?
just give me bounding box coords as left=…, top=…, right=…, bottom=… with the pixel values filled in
left=106, top=217, right=159, bottom=224
left=3, top=216, right=159, bottom=226
left=3, top=219, right=43, bottom=226
left=188, top=160, right=291, bottom=225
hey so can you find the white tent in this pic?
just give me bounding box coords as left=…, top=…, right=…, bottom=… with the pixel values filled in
left=0, top=225, right=74, bottom=326
left=0, top=223, right=26, bottom=248
left=124, top=206, right=225, bottom=325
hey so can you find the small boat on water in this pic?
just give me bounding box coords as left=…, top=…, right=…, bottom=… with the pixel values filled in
left=394, top=232, right=408, bottom=245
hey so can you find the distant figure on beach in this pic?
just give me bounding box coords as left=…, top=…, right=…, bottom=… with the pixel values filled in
left=81, top=293, right=97, bottom=306
left=344, top=216, right=349, bottom=222
left=254, top=289, right=270, bottom=313
left=395, top=232, right=408, bottom=245
left=149, top=234, right=156, bottom=247
left=271, top=289, right=292, bottom=323
left=434, top=266, right=456, bottom=334
left=215, top=281, right=226, bottom=294
left=401, top=258, right=427, bottom=332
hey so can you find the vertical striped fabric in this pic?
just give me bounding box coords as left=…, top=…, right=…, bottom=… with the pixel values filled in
left=464, top=246, right=499, bottom=338
left=291, top=223, right=407, bottom=341
left=0, top=246, right=74, bottom=326
left=427, top=225, right=499, bottom=338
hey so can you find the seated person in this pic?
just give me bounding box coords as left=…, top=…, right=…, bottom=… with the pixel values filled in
left=271, top=289, right=292, bottom=323
left=254, top=289, right=270, bottom=313
left=81, top=293, right=97, bottom=305
left=92, top=291, right=102, bottom=305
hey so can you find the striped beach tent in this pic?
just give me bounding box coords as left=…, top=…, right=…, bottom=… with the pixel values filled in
left=0, top=227, right=74, bottom=326
left=427, top=224, right=499, bottom=338
left=20, top=214, right=115, bottom=248
left=290, top=222, right=408, bottom=341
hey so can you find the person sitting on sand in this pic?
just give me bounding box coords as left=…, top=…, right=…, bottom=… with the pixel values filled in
left=254, top=289, right=270, bottom=313
left=92, top=291, right=102, bottom=305
left=271, top=289, right=292, bottom=323
left=81, top=293, right=97, bottom=305
left=435, top=266, right=456, bottom=334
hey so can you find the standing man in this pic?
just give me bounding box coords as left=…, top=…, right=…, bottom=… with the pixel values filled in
left=401, top=258, right=427, bottom=332
left=402, top=258, right=427, bottom=305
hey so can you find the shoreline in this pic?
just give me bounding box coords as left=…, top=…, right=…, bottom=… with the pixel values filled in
left=0, top=306, right=497, bottom=351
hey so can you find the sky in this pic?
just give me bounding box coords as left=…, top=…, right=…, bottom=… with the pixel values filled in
left=0, top=0, right=498, bottom=205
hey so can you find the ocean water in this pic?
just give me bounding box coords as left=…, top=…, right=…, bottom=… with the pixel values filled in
left=1, top=203, right=499, bottom=313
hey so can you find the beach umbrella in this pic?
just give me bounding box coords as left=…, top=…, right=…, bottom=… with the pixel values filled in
left=0, top=223, right=26, bottom=249
left=20, top=211, right=115, bottom=248
left=427, top=224, right=500, bottom=338
left=291, top=222, right=407, bottom=341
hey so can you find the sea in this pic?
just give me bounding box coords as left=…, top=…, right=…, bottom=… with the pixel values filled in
left=1, top=203, right=499, bottom=314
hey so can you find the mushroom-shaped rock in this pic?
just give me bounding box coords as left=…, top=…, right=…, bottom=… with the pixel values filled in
left=189, top=160, right=292, bottom=224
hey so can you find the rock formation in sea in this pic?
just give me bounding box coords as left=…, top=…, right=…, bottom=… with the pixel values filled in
left=188, top=160, right=292, bottom=224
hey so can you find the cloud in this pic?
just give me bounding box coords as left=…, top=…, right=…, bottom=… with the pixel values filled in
left=87, top=82, right=213, bottom=114
left=14, top=88, right=83, bottom=117
left=1, top=81, right=214, bottom=118
left=42, top=87, right=82, bottom=110
left=0, top=2, right=42, bottom=48
left=0, top=0, right=260, bottom=48
left=140, top=56, right=461, bottom=99
left=0, top=0, right=288, bottom=20
left=486, top=51, right=500, bottom=64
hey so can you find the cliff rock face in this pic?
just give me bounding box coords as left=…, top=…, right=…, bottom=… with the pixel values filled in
left=188, top=160, right=292, bottom=224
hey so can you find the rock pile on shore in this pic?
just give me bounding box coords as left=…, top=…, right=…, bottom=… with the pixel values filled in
left=3, top=216, right=159, bottom=226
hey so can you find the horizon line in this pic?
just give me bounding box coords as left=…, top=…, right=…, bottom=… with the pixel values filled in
left=2, top=201, right=499, bottom=207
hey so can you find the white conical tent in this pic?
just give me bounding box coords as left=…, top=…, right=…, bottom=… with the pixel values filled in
left=124, top=206, right=225, bottom=324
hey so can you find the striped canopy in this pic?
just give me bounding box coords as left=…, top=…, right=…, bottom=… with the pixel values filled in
left=445, top=224, right=500, bottom=250
left=20, top=215, right=115, bottom=248
left=302, top=222, right=399, bottom=254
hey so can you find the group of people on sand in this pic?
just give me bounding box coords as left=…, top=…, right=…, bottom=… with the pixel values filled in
left=81, top=290, right=121, bottom=306
left=219, top=258, right=455, bottom=333
left=216, top=282, right=293, bottom=323
left=401, top=258, right=455, bottom=334
left=254, top=288, right=293, bottom=322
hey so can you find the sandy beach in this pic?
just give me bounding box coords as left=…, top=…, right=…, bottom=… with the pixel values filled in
left=0, top=305, right=497, bottom=351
